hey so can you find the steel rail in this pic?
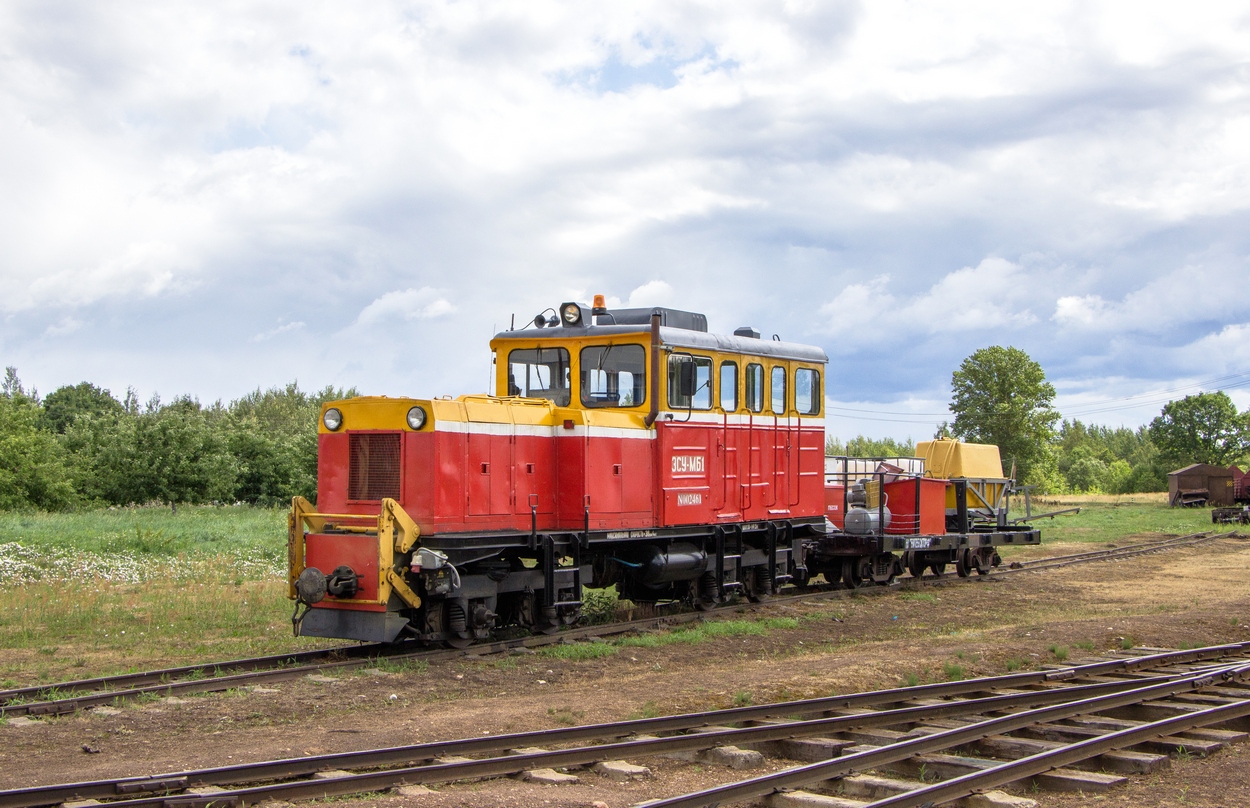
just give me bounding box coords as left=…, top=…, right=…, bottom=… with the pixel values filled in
left=1008, top=531, right=1237, bottom=573
left=0, top=612, right=705, bottom=718
left=864, top=695, right=1250, bottom=807
left=6, top=646, right=1250, bottom=808
left=49, top=661, right=1250, bottom=808
left=0, top=644, right=392, bottom=705
left=634, top=661, right=1250, bottom=808
left=4, top=531, right=1239, bottom=719
left=9, top=670, right=1226, bottom=808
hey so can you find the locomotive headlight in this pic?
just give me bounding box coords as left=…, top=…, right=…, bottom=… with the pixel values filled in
left=406, top=406, right=427, bottom=430
left=322, top=407, right=343, bottom=431
left=560, top=302, right=582, bottom=326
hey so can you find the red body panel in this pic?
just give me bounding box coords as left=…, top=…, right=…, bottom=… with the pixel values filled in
left=883, top=478, right=948, bottom=535
left=825, top=484, right=846, bottom=529
left=304, top=532, right=385, bottom=611
left=317, top=414, right=826, bottom=535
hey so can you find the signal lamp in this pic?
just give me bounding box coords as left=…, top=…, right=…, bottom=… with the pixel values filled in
left=322, top=407, right=343, bottom=431
left=560, top=302, right=583, bottom=326
left=406, top=406, right=427, bottom=430
left=592, top=294, right=607, bottom=314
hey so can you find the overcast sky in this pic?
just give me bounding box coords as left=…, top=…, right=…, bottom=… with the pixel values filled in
left=3, top=1, right=1249, bottom=440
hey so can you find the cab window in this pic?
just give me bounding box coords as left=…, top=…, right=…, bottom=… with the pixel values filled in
left=770, top=366, right=787, bottom=414
left=667, top=354, right=713, bottom=409
left=795, top=368, right=821, bottom=415
left=507, top=347, right=571, bottom=406
left=580, top=344, right=646, bottom=408
left=719, top=361, right=738, bottom=411
left=745, top=363, right=764, bottom=413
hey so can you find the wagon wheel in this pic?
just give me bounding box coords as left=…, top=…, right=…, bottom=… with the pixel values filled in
left=906, top=552, right=926, bottom=579
left=974, top=548, right=993, bottom=576
left=928, top=561, right=948, bottom=577
left=445, top=635, right=475, bottom=649
left=842, top=558, right=867, bottom=589
left=955, top=550, right=972, bottom=578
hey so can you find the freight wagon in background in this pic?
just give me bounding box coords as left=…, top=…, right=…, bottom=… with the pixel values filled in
left=1167, top=463, right=1237, bottom=507
left=288, top=297, right=1040, bottom=646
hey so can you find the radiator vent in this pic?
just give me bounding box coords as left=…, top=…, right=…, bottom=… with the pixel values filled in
left=348, top=433, right=402, bottom=501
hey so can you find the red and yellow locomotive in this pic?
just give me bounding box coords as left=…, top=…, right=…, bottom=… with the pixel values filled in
left=288, top=298, right=1038, bottom=644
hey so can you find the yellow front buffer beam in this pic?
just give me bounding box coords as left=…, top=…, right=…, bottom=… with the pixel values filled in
left=288, top=496, right=423, bottom=610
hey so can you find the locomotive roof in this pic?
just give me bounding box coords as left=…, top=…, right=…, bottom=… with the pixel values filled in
left=492, top=323, right=828, bottom=364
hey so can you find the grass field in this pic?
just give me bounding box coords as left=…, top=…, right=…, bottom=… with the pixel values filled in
left=0, top=505, right=317, bottom=684
left=0, top=496, right=1228, bottom=684
left=1010, top=494, right=1215, bottom=546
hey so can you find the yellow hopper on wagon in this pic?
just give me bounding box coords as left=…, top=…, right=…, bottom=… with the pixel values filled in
left=916, top=439, right=1012, bottom=525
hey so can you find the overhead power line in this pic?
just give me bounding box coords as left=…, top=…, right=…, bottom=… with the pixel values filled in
left=826, top=370, right=1250, bottom=423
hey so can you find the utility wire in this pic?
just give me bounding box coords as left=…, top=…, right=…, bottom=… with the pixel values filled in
left=827, top=370, right=1250, bottom=423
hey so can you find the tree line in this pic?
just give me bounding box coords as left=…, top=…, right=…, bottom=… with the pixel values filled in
left=0, top=367, right=354, bottom=511
left=827, top=346, right=1250, bottom=494
left=5, top=348, right=1249, bottom=510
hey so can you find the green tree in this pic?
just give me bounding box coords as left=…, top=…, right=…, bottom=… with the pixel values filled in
left=949, top=346, right=1059, bottom=483
left=227, top=382, right=355, bottom=504
left=0, top=370, right=75, bottom=510
left=1148, top=391, right=1250, bottom=468
left=41, top=382, right=124, bottom=433
left=65, top=398, right=237, bottom=508
left=825, top=434, right=916, bottom=457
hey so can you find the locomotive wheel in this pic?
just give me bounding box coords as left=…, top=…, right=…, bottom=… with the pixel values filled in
left=694, top=572, right=721, bottom=611
left=745, top=566, right=770, bottom=603
left=445, top=635, right=475, bottom=649
left=928, top=561, right=948, bottom=577
left=955, top=550, right=972, bottom=578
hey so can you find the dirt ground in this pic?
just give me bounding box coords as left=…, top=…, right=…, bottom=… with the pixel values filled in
left=3, top=534, right=1250, bottom=808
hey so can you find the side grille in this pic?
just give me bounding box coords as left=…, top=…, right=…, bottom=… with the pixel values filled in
left=348, top=433, right=402, bottom=501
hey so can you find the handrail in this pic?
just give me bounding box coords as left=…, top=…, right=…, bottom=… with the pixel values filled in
left=644, top=311, right=661, bottom=427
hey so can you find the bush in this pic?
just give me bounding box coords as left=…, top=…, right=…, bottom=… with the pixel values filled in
left=0, top=387, right=76, bottom=511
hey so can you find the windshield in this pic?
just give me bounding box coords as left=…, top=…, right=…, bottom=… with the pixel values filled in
left=580, top=344, right=646, bottom=408
left=507, top=347, right=571, bottom=406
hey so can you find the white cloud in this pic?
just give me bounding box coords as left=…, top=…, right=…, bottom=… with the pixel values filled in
left=627, top=280, right=674, bottom=307
left=251, top=321, right=306, bottom=342
left=2, top=2, right=1250, bottom=431
left=1052, top=264, right=1245, bottom=332
left=819, top=258, right=1038, bottom=345
left=355, top=288, right=456, bottom=326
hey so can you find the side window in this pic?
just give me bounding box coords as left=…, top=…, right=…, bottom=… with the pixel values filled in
left=795, top=368, right=821, bottom=415
left=719, top=361, right=738, bottom=411
left=745, top=363, right=764, bottom=413
left=770, top=366, right=787, bottom=414
left=507, top=347, right=571, bottom=407
left=580, top=344, right=646, bottom=408
left=667, top=355, right=713, bottom=409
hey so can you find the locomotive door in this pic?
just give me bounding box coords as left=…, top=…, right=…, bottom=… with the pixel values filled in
left=768, top=365, right=788, bottom=509
left=743, top=362, right=772, bottom=515
left=715, top=360, right=739, bottom=515
left=467, top=431, right=513, bottom=516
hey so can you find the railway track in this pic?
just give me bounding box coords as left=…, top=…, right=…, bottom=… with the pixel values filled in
left=2, top=643, right=1249, bottom=808
left=2, top=530, right=1240, bottom=720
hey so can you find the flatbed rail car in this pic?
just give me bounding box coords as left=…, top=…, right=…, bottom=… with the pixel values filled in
left=820, top=446, right=1040, bottom=585
left=288, top=298, right=1039, bottom=645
